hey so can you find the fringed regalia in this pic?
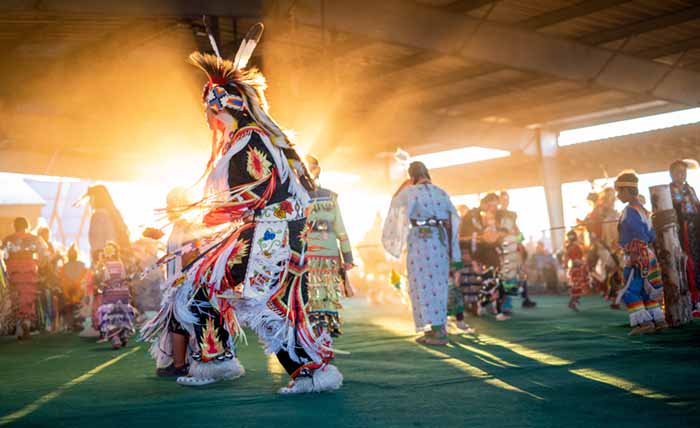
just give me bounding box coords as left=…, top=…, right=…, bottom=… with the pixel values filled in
left=584, top=196, right=623, bottom=304
left=617, top=201, right=665, bottom=326
left=0, top=257, right=11, bottom=335
left=497, top=210, right=523, bottom=287
left=454, top=262, right=483, bottom=316
left=464, top=208, right=501, bottom=269
left=564, top=240, right=589, bottom=309
left=1, top=233, right=47, bottom=334
left=142, top=107, right=334, bottom=383
left=306, top=187, right=353, bottom=336
left=141, top=24, right=341, bottom=392
left=497, top=209, right=535, bottom=311
left=59, top=260, right=88, bottom=331
left=96, top=259, right=136, bottom=346
left=565, top=242, right=588, bottom=298
left=131, top=238, right=164, bottom=314
left=670, top=181, right=700, bottom=313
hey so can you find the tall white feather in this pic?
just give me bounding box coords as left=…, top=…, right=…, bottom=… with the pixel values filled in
left=203, top=15, right=222, bottom=58
left=233, top=23, right=264, bottom=70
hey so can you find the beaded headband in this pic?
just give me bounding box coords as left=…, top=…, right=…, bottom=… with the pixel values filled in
left=204, top=84, right=245, bottom=113
left=614, top=181, right=638, bottom=188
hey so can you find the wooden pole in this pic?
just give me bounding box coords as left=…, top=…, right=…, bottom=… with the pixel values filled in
left=649, top=184, right=693, bottom=326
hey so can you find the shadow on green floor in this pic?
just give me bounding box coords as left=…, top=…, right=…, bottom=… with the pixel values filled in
left=1, top=295, right=699, bottom=428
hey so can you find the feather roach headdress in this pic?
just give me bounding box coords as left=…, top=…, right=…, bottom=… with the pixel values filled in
left=189, top=23, right=291, bottom=148
left=191, top=22, right=315, bottom=192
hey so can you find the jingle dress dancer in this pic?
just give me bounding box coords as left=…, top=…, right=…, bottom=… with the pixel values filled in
left=141, top=24, right=342, bottom=393
left=382, top=162, right=461, bottom=346
left=304, top=155, right=354, bottom=337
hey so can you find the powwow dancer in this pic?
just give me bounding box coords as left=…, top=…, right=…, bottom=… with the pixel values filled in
left=86, top=185, right=132, bottom=264
left=669, top=159, right=700, bottom=318
left=1, top=217, right=48, bottom=340
left=0, top=253, right=10, bottom=335
left=448, top=242, right=478, bottom=331
left=304, top=155, right=354, bottom=337
left=59, top=245, right=89, bottom=332
left=382, top=161, right=461, bottom=346
left=563, top=230, right=589, bottom=311
left=614, top=172, right=667, bottom=335
left=141, top=24, right=342, bottom=393
left=131, top=228, right=165, bottom=320
left=77, top=184, right=132, bottom=338
left=498, top=191, right=536, bottom=310
left=584, top=187, right=622, bottom=306
left=460, top=194, right=508, bottom=320
left=95, top=242, right=136, bottom=349
left=155, top=187, right=200, bottom=378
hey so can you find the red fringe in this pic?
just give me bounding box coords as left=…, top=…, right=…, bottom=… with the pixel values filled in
left=202, top=172, right=276, bottom=227
left=194, top=223, right=254, bottom=286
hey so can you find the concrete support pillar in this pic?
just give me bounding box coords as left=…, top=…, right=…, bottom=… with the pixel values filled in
left=538, top=129, right=565, bottom=252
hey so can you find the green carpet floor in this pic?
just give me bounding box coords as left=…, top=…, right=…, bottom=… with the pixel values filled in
left=1, top=295, right=699, bottom=428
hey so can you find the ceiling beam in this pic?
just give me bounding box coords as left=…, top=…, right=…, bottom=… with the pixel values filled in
left=0, top=0, right=263, bottom=18
left=580, top=5, right=700, bottom=45
left=302, top=0, right=700, bottom=106
left=329, top=0, right=500, bottom=73
left=364, top=2, right=700, bottom=113
left=557, top=125, right=700, bottom=183
left=437, top=76, right=554, bottom=114
left=307, top=0, right=635, bottom=85
left=372, top=50, right=442, bottom=75
left=529, top=100, right=676, bottom=131
left=634, top=36, right=700, bottom=61
left=439, top=35, right=700, bottom=120
left=430, top=125, right=700, bottom=195
left=370, top=0, right=634, bottom=91
left=442, top=0, right=497, bottom=14
left=504, top=93, right=651, bottom=127
left=518, top=0, right=634, bottom=30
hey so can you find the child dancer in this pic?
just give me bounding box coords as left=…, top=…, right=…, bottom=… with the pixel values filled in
left=564, top=230, right=589, bottom=311
left=95, top=242, right=136, bottom=349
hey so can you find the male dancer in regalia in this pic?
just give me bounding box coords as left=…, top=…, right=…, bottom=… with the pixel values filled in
left=614, top=172, right=667, bottom=335
left=584, top=188, right=622, bottom=308
left=142, top=24, right=342, bottom=393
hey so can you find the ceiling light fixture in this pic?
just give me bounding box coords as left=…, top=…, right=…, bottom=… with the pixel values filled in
left=558, top=107, right=700, bottom=146
left=411, top=146, right=511, bottom=169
